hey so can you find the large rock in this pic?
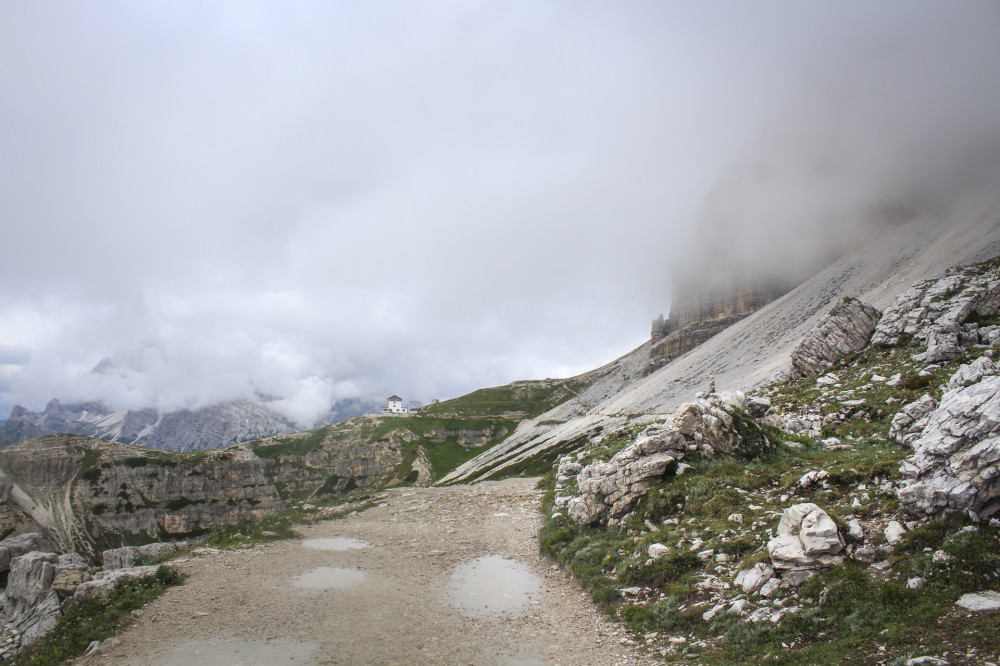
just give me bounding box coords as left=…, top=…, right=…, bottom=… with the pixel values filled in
left=1, top=551, right=61, bottom=646
left=790, top=299, right=881, bottom=378
left=898, top=372, right=1000, bottom=519
left=73, top=565, right=165, bottom=600
left=102, top=541, right=189, bottom=570
left=767, top=503, right=844, bottom=570
left=0, top=532, right=58, bottom=573
left=567, top=400, right=764, bottom=525
left=955, top=591, right=1000, bottom=611
left=50, top=552, right=92, bottom=600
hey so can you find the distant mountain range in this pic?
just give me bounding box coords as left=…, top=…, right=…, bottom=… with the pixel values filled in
left=0, top=396, right=379, bottom=452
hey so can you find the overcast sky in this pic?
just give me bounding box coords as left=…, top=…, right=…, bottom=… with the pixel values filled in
left=2, top=2, right=999, bottom=425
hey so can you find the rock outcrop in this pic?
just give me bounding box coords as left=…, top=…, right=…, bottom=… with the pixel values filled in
left=789, top=299, right=881, bottom=377
left=897, top=369, right=1000, bottom=519
left=73, top=565, right=164, bottom=600
left=102, top=542, right=189, bottom=570
left=889, top=395, right=938, bottom=447
left=566, top=396, right=769, bottom=525
left=0, top=533, right=57, bottom=575
left=0, top=428, right=405, bottom=554
left=871, top=265, right=1000, bottom=357
left=1, top=552, right=62, bottom=646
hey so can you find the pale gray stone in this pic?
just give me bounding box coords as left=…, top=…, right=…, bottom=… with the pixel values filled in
left=758, top=578, right=781, bottom=598
left=0, top=533, right=57, bottom=574
left=914, top=328, right=962, bottom=363
left=955, top=590, right=1000, bottom=611
left=567, top=400, right=764, bottom=526
left=747, top=396, right=771, bottom=418
left=728, top=599, right=748, bottom=614
left=1, top=551, right=60, bottom=646
left=948, top=356, right=998, bottom=389
left=736, top=562, right=774, bottom=594
left=790, top=300, right=881, bottom=378
left=73, top=565, right=164, bottom=600
left=889, top=395, right=938, bottom=447
left=768, top=503, right=844, bottom=571
left=884, top=521, right=907, bottom=545
left=103, top=541, right=187, bottom=570
left=898, top=374, right=1000, bottom=518
left=647, top=543, right=669, bottom=560
left=781, top=569, right=815, bottom=588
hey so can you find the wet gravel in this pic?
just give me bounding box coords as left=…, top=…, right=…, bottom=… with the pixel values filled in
left=74, top=478, right=653, bottom=665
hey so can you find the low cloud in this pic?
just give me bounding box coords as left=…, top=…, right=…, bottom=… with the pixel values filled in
left=1, top=2, right=997, bottom=424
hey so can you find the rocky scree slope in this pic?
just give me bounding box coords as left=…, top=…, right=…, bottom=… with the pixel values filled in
left=538, top=255, right=1000, bottom=664
left=443, top=201, right=1000, bottom=484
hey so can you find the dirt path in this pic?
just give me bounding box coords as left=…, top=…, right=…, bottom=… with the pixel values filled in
left=76, top=478, right=653, bottom=665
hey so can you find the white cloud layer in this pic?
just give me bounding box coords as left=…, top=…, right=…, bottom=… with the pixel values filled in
left=1, top=2, right=998, bottom=425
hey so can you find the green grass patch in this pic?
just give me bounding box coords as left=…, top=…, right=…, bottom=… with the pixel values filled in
left=423, top=441, right=490, bottom=481
left=418, top=377, right=592, bottom=419
left=253, top=426, right=336, bottom=459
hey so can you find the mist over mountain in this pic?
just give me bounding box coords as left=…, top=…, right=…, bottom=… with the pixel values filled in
left=1, top=2, right=998, bottom=434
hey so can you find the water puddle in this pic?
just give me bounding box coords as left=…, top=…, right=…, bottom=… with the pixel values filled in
left=292, top=566, right=365, bottom=589
left=445, top=555, right=540, bottom=618
left=154, top=638, right=316, bottom=665
left=302, top=537, right=370, bottom=551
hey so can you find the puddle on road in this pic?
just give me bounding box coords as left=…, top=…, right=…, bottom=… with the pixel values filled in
left=154, top=638, right=316, bottom=665
left=292, top=566, right=365, bottom=589
left=302, top=537, right=370, bottom=551
left=446, top=555, right=540, bottom=618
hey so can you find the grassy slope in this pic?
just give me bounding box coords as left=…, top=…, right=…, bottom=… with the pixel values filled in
left=417, top=377, right=592, bottom=419
left=252, top=375, right=597, bottom=488
left=539, top=340, right=1000, bottom=664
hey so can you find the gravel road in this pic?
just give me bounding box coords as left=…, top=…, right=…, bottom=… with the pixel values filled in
left=75, top=478, right=653, bottom=665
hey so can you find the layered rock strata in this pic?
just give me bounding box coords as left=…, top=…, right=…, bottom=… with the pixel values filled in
left=897, top=366, right=1000, bottom=519
left=0, top=429, right=407, bottom=554
left=564, top=394, right=768, bottom=525
left=789, top=299, right=881, bottom=377
left=871, top=264, right=1000, bottom=360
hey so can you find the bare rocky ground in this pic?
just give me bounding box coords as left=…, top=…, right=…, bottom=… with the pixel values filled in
left=74, top=478, right=653, bottom=666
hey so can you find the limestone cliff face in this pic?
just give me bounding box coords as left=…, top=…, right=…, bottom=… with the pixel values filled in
left=423, top=427, right=509, bottom=448
left=0, top=425, right=405, bottom=554
left=74, top=449, right=283, bottom=538
left=0, top=413, right=523, bottom=553
left=0, top=436, right=284, bottom=552
left=648, top=283, right=788, bottom=373
left=260, top=424, right=406, bottom=497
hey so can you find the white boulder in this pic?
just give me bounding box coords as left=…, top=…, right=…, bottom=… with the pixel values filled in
left=767, top=503, right=844, bottom=571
